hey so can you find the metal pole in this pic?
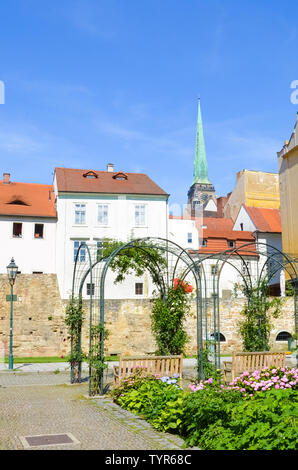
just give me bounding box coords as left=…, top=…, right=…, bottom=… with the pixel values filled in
left=8, top=283, right=13, bottom=370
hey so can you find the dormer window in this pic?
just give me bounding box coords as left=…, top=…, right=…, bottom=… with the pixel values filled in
left=113, top=172, right=128, bottom=181
left=83, top=170, right=98, bottom=179
left=7, top=198, right=29, bottom=206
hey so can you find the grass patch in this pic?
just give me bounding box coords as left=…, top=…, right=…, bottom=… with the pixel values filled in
left=4, top=355, right=120, bottom=364
left=4, top=356, right=68, bottom=364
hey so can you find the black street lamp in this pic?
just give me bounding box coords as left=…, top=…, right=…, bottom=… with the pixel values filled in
left=6, top=258, right=18, bottom=370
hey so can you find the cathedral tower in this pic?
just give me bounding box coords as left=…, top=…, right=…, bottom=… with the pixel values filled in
left=187, top=99, right=217, bottom=216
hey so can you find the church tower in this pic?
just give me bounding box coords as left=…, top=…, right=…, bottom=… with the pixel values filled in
left=187, top=99, right=217, bottom=217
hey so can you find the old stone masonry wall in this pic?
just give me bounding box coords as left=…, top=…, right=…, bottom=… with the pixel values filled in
left=0, top=274, right=295, bottom=357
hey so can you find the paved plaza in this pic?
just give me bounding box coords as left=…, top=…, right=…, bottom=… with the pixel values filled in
left=1, top=356, right=296, bottom=451
left=0, top=361, right=198, bottom=451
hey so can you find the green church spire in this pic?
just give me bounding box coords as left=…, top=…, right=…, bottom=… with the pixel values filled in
left=193, top=99, right=211, bottom=185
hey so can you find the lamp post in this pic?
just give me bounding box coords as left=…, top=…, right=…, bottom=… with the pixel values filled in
left=6, top=258, right=18, bottom=370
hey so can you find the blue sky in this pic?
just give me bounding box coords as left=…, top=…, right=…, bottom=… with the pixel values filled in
left=0, top=0, right=298, bottom=214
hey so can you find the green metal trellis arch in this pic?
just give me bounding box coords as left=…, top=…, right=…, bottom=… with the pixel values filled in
left=191, top=241, right=298, bottom=371
left=71, top=237, right=207, bottom=395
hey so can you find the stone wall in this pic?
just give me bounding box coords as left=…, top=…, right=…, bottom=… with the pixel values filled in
left=0, top=274, right=295, bottom=357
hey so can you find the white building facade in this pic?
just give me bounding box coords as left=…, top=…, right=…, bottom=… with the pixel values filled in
left=0, top=174, right=57, bottom=275
left=53, top=166, right=169, bottom=299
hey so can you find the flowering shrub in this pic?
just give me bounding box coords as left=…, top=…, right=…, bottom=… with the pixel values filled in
left=112, top=369, right=298, bottom=450
left=227, top=366, right=298, bottom=396
left=173, top=278, right=193, bottom=293
left=188, top=377, right=216, bottom=392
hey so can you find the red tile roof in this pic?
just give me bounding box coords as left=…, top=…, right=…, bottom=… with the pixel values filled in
left=55, top=167, right=169, bottom=197
left=0, top=179, right=56, bottom=218
left=197, top=218, right=256, bottom=256
left=244, top=205, right=281, bottom=233
left=170, top=216, right=257, bottom=256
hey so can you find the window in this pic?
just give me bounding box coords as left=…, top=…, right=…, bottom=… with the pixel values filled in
left=211, top=265, right=218, bottom=276
left=135, top=283, right=143, bottom=295
left=34, top=224, right=44, bottom=239
left=83, top=170, right=98, bottom=179
left=73, top=241, right=86, bottom=262
left=32, top=271, right=43, bottom=274
left=228, top=240, right=235, bottom=248
left=187, top=232, right=192, bottom=244
left=276, top=331, right=292, bottom=342
left=13, top=222, right=22, bottom=238
left=135, top=205, right=146, bottom=226
left=98, top=204, right=109, bottom=225
left=202, top=239, right=207, bottom=247
left=74, top=204, right=86, bottom=225
left=96, top=240, right=104, bottom=260
left=241, top=261, right=251, bottom=275
left=87, top=283, right=95, bottom=296
left=210, top=332, right=226, bottom=342
left=240, top=223, right=244, bottom=231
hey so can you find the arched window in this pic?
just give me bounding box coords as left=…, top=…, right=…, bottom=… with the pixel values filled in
left=210, top=332, right=226, bottom=342
left=276, top=331, right=292, bottom=342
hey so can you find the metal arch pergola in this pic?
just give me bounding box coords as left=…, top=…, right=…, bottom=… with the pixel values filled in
left=70, top=238, right=298, bottom=395
left=71, top=237, right=205, bottom=395
left=190, top=241, right=298, bottom=371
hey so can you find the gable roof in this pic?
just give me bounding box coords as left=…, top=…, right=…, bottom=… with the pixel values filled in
left=170, top=215, right=257, bottom=256
left=55, top=167, right=169, bottom=197
left=244, top=205, right=281, bottom=233
left=197, top=217, right=256, bottom=256
left=0, top=179, right=56, bottom=218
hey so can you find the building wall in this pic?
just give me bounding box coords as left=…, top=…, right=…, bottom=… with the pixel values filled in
left=54, top=189, right=168, bottom=299
left=0, top=274, right=294, bottom=358
left=0, top=216, right=57, bottom=275
left=168, top=218, right=200, bottom=251
left=278, top=145, right=298, bottom=259
left=224, top=170, right=280, bottom=222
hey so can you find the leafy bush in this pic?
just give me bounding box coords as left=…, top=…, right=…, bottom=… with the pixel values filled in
left=113, top=368, right=298, bottom=450
left=112, top=373, right=185, bottom=432
left=151, top=282, right=192, bottom=355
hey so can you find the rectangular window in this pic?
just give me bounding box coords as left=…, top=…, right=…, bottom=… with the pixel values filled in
left=74, top=204, right=86, bottom=225
left=202, top=239, right=207, bottom=247
left=13, top=222, right=22, bottom=238
left=87, top=283, right=95, bottom=296
left=228, top=240, right=235, bottom=248
left=73, top=241, right=86, bottom=262
left=34, top=224, right=44, bottom=239
left=211, top=265, right=218, bottom=276
left=187, top=232, right=192, bottom=244
left=135, top=282, right=143, bottom=295
left=135, top=205, right=146, bottom=226
left=241, top=261, right=251, bottom=275
left=98, top=205, right=109, bottom=225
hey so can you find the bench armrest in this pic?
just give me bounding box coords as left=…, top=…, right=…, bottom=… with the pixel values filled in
left=223, top=361, right=232, bottom=371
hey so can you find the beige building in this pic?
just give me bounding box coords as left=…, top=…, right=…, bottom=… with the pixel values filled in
left=277, top=113, right=298, bottom=259
left=223, top=169, right=280, bottom=222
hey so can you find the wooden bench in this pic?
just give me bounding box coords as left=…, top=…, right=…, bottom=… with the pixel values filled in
left=113, top=354, right=183, bottom=387
left=223, top=351, right=286, bottom=383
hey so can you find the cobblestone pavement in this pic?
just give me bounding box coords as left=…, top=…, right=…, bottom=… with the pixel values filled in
left=0, top=372, right=194, bottom=451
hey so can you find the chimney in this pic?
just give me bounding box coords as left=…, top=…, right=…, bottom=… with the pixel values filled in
left=3, top=172, right=10, bottom=184
left=107, top=163, right=114, bottom=173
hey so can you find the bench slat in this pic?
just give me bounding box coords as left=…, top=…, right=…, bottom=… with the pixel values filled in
left=114, top=354, right=183, bottom=386
left=226, top=351, right=286, bottom=383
